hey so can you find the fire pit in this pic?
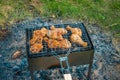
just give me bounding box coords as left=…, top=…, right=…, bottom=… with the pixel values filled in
left=26, top=23, right=94, bottom=80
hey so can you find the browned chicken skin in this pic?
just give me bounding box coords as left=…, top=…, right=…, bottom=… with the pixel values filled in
left=47, top=30, right=64, bottom=40
left=30, top=43, right=43, bottom=53
left=29, top=25, right=90, bottom=53
left=59, top=39, right=71, bottom=49
left=44, top=37, right=71, bottom=49
left=29, top=28, right=48, bottom=53
left=30, top=35, right=44, bottom=46
left=30, top=27, right=48, bottom=45
left=44, top=37, right=59, bottom=48
left=66, top=25, right=82, bottom=36
left=70, top=34, right=87, bottom=47
left=46, top=25, right=68, bottom=40
left=50, top=25, right=67, bottom=35
left=33, top=28, right=48, bottom=37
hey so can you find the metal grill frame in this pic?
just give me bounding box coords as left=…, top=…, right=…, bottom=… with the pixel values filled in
left=26, top=23, right=94, bottom=58
left=26, top=23, right=94, bottom=80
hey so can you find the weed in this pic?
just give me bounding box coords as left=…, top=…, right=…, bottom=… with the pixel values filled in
left=0, top=0, right=120, bottom=37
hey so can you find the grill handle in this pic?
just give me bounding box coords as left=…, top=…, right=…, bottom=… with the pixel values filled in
left=51, top=49, right=71, bottom=74
left=59, top=56, right=70, bottom=74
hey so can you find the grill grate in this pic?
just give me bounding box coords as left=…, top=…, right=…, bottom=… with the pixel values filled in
left=26, top=23, right=93, bottom=58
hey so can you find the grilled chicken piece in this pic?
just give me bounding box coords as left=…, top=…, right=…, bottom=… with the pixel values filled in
left=47, top=30, right=64, bottom=40
left=44, top=37, right=59, bottom=48
left=30, top=28, right=48, bottom=45
left=70, top=34, right=87, bottom=47
left=29, top=28, right=47, bottom=53
left=59, top=39, right=71, bottom=49
left=50, top=25, right=67, bottom=35
left=29, top=36, right=43, bottom=45
left=30, top=43, right=43, bottom=53
left=66, top=25, right=82, bottom=36
left=29, top=37, right=38, bottom=45
left=44, top=37, right=71, bottom=49
left=33, top=28, right=48, bottom=37
left=46, top=25, right=67, bottom=40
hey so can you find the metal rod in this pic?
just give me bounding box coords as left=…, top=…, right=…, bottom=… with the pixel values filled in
left=111, top=53, right=120, bottom=58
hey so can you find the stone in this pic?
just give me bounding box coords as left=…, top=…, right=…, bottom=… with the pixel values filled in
left=103, top=75, right=110, bottom=80
left=0, top=55, right=2, bottom=57
left=11, top=50, right=22, bottom=59
left=93, top=62, right=99, bottom=70
left=13, top=66, right=20, bottom=72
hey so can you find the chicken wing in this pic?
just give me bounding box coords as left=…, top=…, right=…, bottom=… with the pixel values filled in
left=66, top=25, right=82, bottom=36
left=29, top=37, right=38, bottom=45
left=70, top=34, right=87, bottom=47
left=30, top=28, right=48, bottom=45
left=30, top=43, right=43, bottom=53
left=40, top=27, right=48, bottom=37
left=44, top=37, right=59, bottom=48
left=30, top=36, right=43, bottom=46
left=46, top=25, right=67, bottom=40
left=59, top=39, right=71, bottom=49
left=47, top=30, right=64, bottom=40
left=33, top=28, right=48, bottom=37
left=50, top=25, right=67, bottom=35
left=29, top=28, right=48, bottom=53
left=44, top=37, right=71, bottom=49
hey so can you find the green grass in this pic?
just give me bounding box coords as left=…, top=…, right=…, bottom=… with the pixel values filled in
left=0, top=0, right=120, bottom=37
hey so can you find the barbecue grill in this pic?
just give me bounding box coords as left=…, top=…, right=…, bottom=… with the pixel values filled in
left=26, top=23, right=94, bottom=80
